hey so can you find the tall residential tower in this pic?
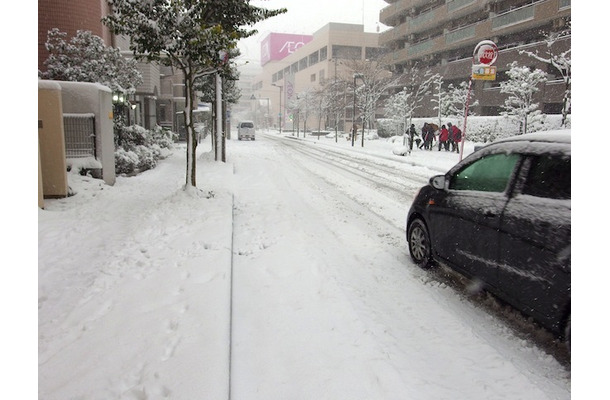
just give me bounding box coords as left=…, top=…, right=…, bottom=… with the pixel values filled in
left=378, top=0, right=571, bottom=116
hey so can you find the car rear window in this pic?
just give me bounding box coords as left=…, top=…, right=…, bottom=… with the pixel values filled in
left=240, top=122, right=254, bottom=128
left=450, top=153, right=520, bottom=192
left=522, top=155, right=570, bottom=200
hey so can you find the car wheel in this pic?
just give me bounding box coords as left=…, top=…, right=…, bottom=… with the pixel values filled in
left=407, top=218, right=433, bottom=268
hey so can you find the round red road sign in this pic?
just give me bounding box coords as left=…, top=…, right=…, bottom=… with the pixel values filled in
left=473, top=40, right=498, bottom=65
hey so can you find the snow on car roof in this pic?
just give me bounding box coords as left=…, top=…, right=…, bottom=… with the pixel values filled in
left=494, top=129, right=571, bottom=145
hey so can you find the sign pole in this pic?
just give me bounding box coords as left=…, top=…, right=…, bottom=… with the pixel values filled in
left=460, top=78, right=472, bottom=162
left=462, top=40, right=498, bottom=161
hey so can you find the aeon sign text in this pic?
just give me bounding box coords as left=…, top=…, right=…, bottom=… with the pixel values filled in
left=261, top=33, right=313, bottom=65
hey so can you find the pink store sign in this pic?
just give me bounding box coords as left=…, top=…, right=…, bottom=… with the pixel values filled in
left=261, top=33, right=313, bottom=65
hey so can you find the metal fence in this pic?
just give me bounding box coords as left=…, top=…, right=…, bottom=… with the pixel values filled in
left=63, top=113, right=96, bottom=158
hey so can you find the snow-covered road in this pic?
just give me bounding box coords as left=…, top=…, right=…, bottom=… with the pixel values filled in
left=37, top=132, right=571, bottom=399
left=229, top=134, right=570, bottom=399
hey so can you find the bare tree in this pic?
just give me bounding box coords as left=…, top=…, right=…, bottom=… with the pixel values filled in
left=342, top=56, right=396, bottom=146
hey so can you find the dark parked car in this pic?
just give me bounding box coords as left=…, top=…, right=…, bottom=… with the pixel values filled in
left=406, top=130, right=571, bottom=346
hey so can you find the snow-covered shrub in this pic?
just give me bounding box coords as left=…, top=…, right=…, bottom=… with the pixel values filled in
left=113, top=122, right=177, bottom=175
left=376, top=118, right=402, bottom=138
left=468, top=119, right=501, bottom=143
left=150, top=125, right=177, bottom=149
left=364, top=130, right=379, bottom=140
left=115, top=148, right=139, bottom=174
left=134, top=145, right=157, bottom=171
left=115, top=123, right=148, bottom=150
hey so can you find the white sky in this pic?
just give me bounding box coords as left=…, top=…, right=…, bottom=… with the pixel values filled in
left=237, top=0, right=389, bottom=65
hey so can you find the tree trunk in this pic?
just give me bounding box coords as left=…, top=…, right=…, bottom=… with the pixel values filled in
left=561, top=78, right=570, bottom=127
left=184, top=68, right=197, bottom=188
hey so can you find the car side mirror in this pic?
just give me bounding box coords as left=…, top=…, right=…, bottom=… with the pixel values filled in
left=430, top=175, right=446, bottom=190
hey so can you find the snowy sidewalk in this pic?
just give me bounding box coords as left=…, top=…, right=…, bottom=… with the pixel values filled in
left=38, top=141, right=237, bottom=399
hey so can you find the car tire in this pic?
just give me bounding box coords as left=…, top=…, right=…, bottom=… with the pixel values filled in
left=407, top=218, right=433, bottom=268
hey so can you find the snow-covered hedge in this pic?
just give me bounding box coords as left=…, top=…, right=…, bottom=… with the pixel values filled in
left=114, top=123, right=177, bottom=175
left=377, top=114, right=570, bottom=143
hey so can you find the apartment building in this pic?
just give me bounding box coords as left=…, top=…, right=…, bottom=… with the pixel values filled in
left=379, top=0, right=571, bottom=116
left=245, top=23, right=383, bottom=132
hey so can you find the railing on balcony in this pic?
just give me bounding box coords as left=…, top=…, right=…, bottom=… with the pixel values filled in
left=445, top=24, right=476, bottom=44
left=446, top=0, right=477, bottom=12
left=409, top=8, right=437, bottom=30
left=408, top=38, right=435, bottom=56
left=492, top=3, right=535, bottom=30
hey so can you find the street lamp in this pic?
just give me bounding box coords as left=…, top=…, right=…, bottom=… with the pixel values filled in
left=352, top=73, right=364, bottom=147
left=259, top=96, right=270, bottom=131
left=272, top=83, right=283, bottom=134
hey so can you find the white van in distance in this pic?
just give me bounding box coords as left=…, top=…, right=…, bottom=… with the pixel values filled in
left=237, top=121, right=255, bottom=141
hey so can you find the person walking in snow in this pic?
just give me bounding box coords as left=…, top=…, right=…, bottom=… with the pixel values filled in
left=450, top=123, right=462, bottom=153
left=447, top=123, right=454, bottom=151
left=422, top=123, right=436, bottom=150
left=438, top=124, right=449, bottom=151
left=407, top=123, right=418, bottom=152
left=418, top=123, right=427, bottom=149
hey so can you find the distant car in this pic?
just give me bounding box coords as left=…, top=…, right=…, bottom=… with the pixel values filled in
left=406, top=130, right=571, bottom=346
left=237, top=121, right=255, bottom=141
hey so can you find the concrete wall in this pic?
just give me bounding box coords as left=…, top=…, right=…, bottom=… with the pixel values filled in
left=38, top=81, right=68, bottom=200
left=55, top=81, right=116, bottom=185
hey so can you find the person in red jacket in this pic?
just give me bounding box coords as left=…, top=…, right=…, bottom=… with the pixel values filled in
left=450, top=124, right=462, bottom=153
left=438, top=124, right=450, bottom=151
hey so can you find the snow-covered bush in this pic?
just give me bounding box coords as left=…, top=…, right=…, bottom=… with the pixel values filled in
left=467, top=119, right=501, bottom=143
left=114, top=122, right=177, bottom=175
left=408, top=114, right=568, bottom=144
left=40, top=29, right=142, bottom=93
left=151, top=125, right=176, bottom=149
left=115, top=148, right=139, bottom=174
left=134, top=145, right=157, bottom=171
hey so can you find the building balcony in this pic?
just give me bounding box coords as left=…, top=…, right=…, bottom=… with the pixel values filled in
left=380, top=0, right=412, bottom=26
left=382, top=0, right=570, bottom=64
left=379, top=20, right=409, bottom=46
left=380, top=0, right=487, bottom=47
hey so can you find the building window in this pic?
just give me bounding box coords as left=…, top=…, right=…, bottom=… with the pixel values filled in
left=311, top=73, right=316, bottom=82
left=320, top=46, right=327, bottom=60
left=309, top=51, right=319, bottom=65
left=365, top=47, right=383, bottom=59
left=158, top=103, right=168, bottom=122
left=299, top=57, right=308, bottom=70
left=291, top=62, right=299, bottom=74
left=332, top=45, right=362, bottom=60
